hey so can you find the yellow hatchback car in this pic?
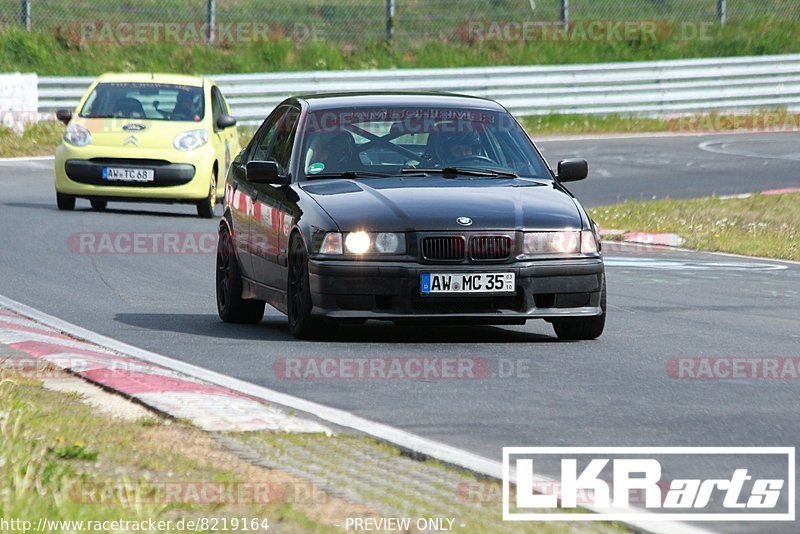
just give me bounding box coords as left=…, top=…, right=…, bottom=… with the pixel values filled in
left=54, top=73, right=240, bottom=217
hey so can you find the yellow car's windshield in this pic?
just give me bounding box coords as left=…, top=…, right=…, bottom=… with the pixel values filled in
left=79, top=82, right=205, bottom=122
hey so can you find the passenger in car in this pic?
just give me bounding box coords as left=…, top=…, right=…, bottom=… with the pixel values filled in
left=307, top=131, right=359, bottom=174
left=425, top=131, right=483, bottom=166
left=112, top=97, right=145, bottom=118
left=172, top=91, right=199, bottom=121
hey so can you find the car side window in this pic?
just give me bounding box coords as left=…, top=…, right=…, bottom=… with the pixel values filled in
left=271, top=107, right=300, bottom=175
left=217, top=88, right=231, bottom=115
left=210, top=86, right=223, bottom=130
left=249, top=106, right=289, bottom=162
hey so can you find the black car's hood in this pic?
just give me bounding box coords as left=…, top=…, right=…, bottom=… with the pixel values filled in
left=300, top=176, right=583, bottom=231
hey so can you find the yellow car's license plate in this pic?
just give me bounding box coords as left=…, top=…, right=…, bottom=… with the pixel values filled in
left=102, top=167, right=154, bottom=182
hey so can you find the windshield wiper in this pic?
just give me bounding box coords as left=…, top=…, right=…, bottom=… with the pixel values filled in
left=401, top=167, right=519, bottom=178
left=306, top=171, right=395, bottom=180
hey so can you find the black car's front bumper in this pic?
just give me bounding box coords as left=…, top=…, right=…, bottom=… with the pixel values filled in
left=308, top=257, right=604, bottom=322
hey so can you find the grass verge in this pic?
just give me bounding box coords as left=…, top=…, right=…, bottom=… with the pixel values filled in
left=523, top=114, right=675, bottom=136
left=1, top=18, right=799, bottom=74
left=0, top=122, right=63, bottom=157
left=522, top=110, right=800, bottom=136
left=0, top=367, right=353, bottom=533
left=590, top=193, right=800, bottom=261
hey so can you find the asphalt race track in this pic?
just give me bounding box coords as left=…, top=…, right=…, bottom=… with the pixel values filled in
left=1, top=132, right=798, bottom=533
left=537, top=132, right=800, bottom=206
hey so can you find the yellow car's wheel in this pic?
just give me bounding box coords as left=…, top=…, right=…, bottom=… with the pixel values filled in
left=56, top=193, right=75, bottom=211
left=196, top=169, right=217, bottom=218
left=90, top=200, right=107, bottom=211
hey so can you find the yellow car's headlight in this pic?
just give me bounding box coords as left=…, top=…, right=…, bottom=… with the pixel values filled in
left=63, top=124, right=91, bottom=147
left=173, top=129, right=209, bottom=151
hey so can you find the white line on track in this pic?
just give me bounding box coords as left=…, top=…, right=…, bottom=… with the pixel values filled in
left=698, top=139, right=800, bottom=161
left=0, top=293, right=712, bottom=534
left=536, top=129, right=800, bottom=143
left=0, top=155, right=55, bottom=162
left=607, top=241, right=800, bottom=267
left=604, top=257, right=788, bottom=271
left=665, top=245, right=800, bottom=267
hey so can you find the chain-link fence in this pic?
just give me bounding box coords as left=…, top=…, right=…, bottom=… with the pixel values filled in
left=1, top=0, right=798, bottom=44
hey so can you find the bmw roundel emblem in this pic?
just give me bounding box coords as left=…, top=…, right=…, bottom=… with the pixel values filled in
left=456, top=217, right=473, bottom=226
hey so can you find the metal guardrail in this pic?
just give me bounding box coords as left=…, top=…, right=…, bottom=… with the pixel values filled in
left=37, top=54, right=800, bottom=125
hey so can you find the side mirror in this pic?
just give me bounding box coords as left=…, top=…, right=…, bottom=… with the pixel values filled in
left=216, top=114, right=236, bottom=129
left=246, top=160, right=285, bottom=184
left=557, top=159, right=588, bottom=182
left=56, top=109, right=72, bottom=125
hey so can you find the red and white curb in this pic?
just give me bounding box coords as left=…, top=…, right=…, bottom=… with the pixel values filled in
left=0, top=306, right=329, bottom=434
left=758, top=187, right=800, bottom=196
left=599, top=230, right=685, bottom=248
left=718, top=187, right=800, bottom=199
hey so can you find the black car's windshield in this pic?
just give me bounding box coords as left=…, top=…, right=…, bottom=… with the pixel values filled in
left=79, top=82, right=205, bottom=122
left=299, top=107, right=550, bottom=180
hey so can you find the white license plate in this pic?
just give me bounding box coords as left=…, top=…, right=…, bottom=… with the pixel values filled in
left=420, top=272, right=515, bottom=294
left=102, top=167, right=154, bottom=182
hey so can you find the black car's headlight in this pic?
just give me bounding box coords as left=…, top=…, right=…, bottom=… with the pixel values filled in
left=522, top=230, right=598, bottom=256
left=319, top=232, right=406, bottom=255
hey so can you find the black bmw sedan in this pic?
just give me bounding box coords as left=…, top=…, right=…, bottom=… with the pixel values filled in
left=216, top=93, right=605, bottom=340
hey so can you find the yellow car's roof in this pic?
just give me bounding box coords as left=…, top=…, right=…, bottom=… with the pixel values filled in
left=94, top=73, right=207, bottom=87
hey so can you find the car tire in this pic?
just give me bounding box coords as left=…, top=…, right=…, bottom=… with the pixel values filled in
left=90, top=199, right=107, bottom=210
left=56, top=193, right=75, bottom=211
left=196, top=169, right=217, bottom=219
left=216, top=229, right=265, bottom=324
left=287, top=235, right=333, bottom=339
left=552, top=282, right=606, bottom=341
